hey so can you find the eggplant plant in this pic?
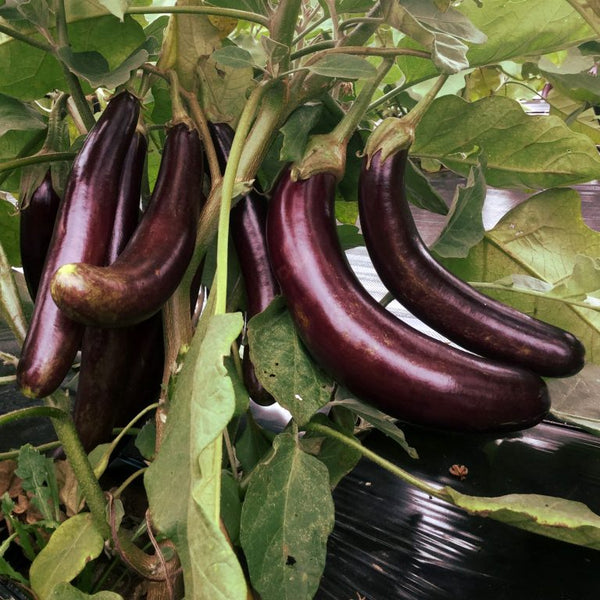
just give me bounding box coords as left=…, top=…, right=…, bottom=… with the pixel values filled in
left=1, top=1, right=600, bottom=599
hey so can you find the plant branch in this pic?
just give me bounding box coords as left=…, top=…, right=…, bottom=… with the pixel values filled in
left=304, top=422, right=446, bottom=500
left=0, top=405, right=68, bottom=428
left=0, top=241, right=28, bottom=345
left=0, top=151, right=76, bottom=173
left=214, top=82, right=270, bottom=316
left=268, top=0, right=303, bottom=73
left=0, top=23, right=53, bottom=52
left=125, top=5, right=270, bottom=28
left=0, top=440, right=61, bottom=461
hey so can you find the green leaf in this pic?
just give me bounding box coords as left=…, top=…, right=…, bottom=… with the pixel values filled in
left=279, top=104, right=323, bottom=163
left=441, top=187, right=600, bottom=364
left=145, top=312, right=247, bottom=600
left=549, top=363, right=600, bottom=435
left=211, top=45, right=256, bottom=69
left=29, top=513, right=104, bottom=600
left=56, top=43, right=149, bottom=89
left=388, top=0, right=486, bottom=73
left=48, top=582, right=123, bottom=600
left=337, top=223, right=363, bottom=250
left=331, top=397, right=419, bottom=459
left=220, top=470, right=242, bottom=546
left=92, top=0, right=130, bottom=21
left=430, top=157, right=486, bottom=258
left=0, top=93, right=46, bottom=136
left=539, top=68, right=600, bottom=105
left=247, top=297, right=335, bottom=425
left=303, top=412, right=362, bottom=488
left=444, top=488, right=600, bottom=550
left=307, top=53, right=378, bottom=80
left=413, top=95, right=600, bottom=189
left=0, top=197, right=20, bottom=267
left=404, top=158, right=448, bottom=215
left=396, top=0, right=595, bottom=87
left=15, top=444, right=59, bottom=523
left=235, top=413, right=273, bottom=475
left=240, top=433, right=335, bottom=600
left=134, top=419, right=156, bottom=461
left=0, top=15, right=147, bottom=100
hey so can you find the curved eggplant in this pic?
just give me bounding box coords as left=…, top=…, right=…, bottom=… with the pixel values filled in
left=359, top=150, right=585, bottom=377
left=50, top=123, right=205, bottom=328
left=266, top=168, right=550, bottom=433
left=73, top=132, right=164, bottom=452
left=17, top=91, right=140, bottom=398
left=19, top=171, right=61, bottom=301
left=210, top=122, right=280, bottom=405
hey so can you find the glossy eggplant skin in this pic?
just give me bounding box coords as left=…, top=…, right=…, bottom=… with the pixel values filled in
left=74, top=133, right=163, bottom=452
left=50, top=123, right=205, bottom=328
left=359, top=150, right=585, bottom=378
left=210, top=122, right=280, bottom=405
left=19, top=171, right=61, bottom=301
left=17, top=91, right=140, bottom=398
left=266, top=168, right=551, bottom=433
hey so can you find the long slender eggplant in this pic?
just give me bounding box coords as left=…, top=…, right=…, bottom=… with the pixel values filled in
left=359, top=149, right=585, bottom=377
left=74, top=132, right=163, bottom=452
left=17, top=91, right=140, bottom=398
left=266, top=168, right=550, bottom=433
left=50, top=123, right=205, bottom=327
left=210, top=122, right=280, bottom=405
left=19, top=171, right=61, bottom=301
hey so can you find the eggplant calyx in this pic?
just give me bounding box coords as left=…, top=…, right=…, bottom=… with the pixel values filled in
left=290, top=132, right=346, bottom=181
left=363, top=117, right=414, bottom=169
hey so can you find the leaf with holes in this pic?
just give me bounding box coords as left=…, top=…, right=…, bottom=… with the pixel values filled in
left=240, top=433, right=335, bottom=600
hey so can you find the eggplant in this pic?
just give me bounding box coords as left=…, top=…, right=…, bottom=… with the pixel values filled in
left=19, top=171, right=61, bottom=301
left=74, top=132, right=163, bottom=452
left=266, top=167, right=551, bottom=433
left=210, top=122, right=280, bottom=405
left=17, top=91, right=140, bottom=398
left=359, top=149, right=585, bottom=377
left=50, top=123, right=205, bottom=328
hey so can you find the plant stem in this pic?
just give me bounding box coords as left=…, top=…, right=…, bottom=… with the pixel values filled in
left=0, top=23, right=53, bottom=52
left=332, top=58, right=394, bottom=144
left=53, top=0, right=96, bottom=131
left=0, top=440, right=61, bottom=461
left=305, top=422, right=447, bottom=500
left=268, top=0, right=303, bottom=72
left=44, top=395, right=111, bottom=537
left=125, top=5, right=270, bottom=28
left=113, top=467, right=147, bottom=499
left=0, top=405, right=68, bottom=427
left=183, top=90, right=222, bottom=185
left=0, top=151, right=76, bottom=173
left=214, top=82, right=269, bottom=316
left=401, top=73, right=449, bottom=129
left=0, top=242, right=27, bottom=346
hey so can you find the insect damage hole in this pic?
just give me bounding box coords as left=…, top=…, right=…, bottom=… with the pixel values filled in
left=286, top=555, right=297, bottom=566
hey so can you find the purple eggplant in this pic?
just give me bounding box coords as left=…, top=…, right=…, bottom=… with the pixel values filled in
left=359, top=149, right=585, bottom=377
left=50, top=123, right=205, bottom=328
left=19, top=171, right=61, bottom=301
left=266, top=167, right=550, bottom=433
left=17, top=91, right=140, bottom=398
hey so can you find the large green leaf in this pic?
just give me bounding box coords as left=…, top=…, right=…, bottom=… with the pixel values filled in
left=0, top=92, right=45, bottom=136
left=247, top=296, right=334, bottom=425
left=29, top=513, right=104, bottom=600
left=412, top=95, right=600, bottom=188
left=396, top=0, right=594, bottom=87
left=0, top=15, right=147, bottom=100
left=145, top=312, right=247, bottom=600
left=444, top=488, right=600, bottom=550
left=430, top=157, right=486, bottom=258
left=48, top=583, right=123, bottom=600
left=440, top=187, right=600, bottom=365
left=240, top=432, right=335, bottom=600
